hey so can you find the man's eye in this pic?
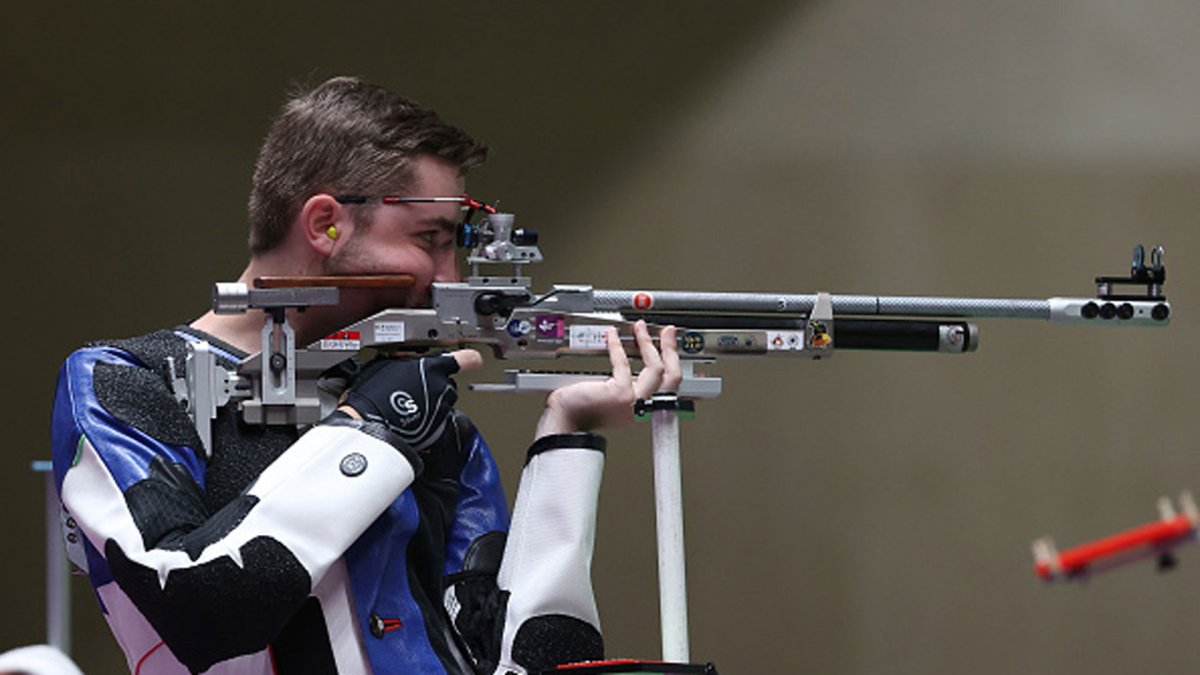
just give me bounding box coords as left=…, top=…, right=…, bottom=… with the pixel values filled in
left=419, top=231, right=457, bottom=252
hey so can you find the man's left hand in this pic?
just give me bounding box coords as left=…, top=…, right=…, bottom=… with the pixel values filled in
left=534, top=321, right=680, bottom=438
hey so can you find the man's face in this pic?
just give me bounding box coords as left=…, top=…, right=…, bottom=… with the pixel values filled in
left=325, top=154, right=466, bottom=310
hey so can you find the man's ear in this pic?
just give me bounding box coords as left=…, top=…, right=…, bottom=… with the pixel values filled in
left=299, top=194, right=347, bottom=258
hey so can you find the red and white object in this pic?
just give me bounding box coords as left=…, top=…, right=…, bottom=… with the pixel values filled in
left=1033, top=492, right=1199, bottom=582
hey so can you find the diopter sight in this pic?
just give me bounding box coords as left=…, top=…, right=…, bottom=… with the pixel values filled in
left=459, top=212, right=542, bottom=278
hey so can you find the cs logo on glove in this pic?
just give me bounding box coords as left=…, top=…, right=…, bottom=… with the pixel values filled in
left=389, top=391, right=421, bottom=425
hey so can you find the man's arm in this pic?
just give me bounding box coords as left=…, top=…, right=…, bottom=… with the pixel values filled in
left=51, top=344, right=437, bottom=673
left=437, top=322, right=679, bottom=675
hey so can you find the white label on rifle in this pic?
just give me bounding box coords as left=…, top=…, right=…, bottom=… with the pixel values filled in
left=766, top=331, right=805, bottom=351
left=374, top=321, right=406, bottom=343
left=569, top=325, right=609, bottom=350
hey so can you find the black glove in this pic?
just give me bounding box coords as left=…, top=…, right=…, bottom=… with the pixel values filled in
left=342, top=354, right=461, bottom=451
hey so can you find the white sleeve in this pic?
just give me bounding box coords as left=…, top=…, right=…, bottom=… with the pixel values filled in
left=61, top=416, right=419, bottom=674
left=494, top=433, right=607, bottom=674
left=64, top=419, right=419, bottom=588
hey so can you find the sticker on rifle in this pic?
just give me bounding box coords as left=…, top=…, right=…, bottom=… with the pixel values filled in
left=808, top=320, right=832, bottom=348
left=569, top=325, right=610, bottom=350
left=320, top=330, right=362, bottom=351
left=942, top=325, right=966, bottom=349
left=535, top=315, right=565, bottom=339
left=679, top=331, right=705, bottom=355
left=374, top=321, right=406, bottom=343
left=632, top=292, right=654, bottom=311
left=767, top=331, right=804, bottom=351
left=507, top=319, right=532, bottom=338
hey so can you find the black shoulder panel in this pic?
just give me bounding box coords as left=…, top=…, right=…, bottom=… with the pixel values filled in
left=171, top=494, right=258, bottom=562
left=511, top=614, right=604, bottom=672
left=105, top=535, right=311, bottom=674
left=124, top=455, right=210, bottom=551
left=97, top=328, right=242, bottom=385
left=125, top=455, right=260, bottom=560
left=93, top=361, right=202, bottom=449
left=94, top=329, right=207, bottom=387
left=203, top=407, right=296, bottom=513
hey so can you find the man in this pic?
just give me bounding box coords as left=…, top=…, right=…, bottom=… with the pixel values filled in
left=51, top=77, right=679, bottom=674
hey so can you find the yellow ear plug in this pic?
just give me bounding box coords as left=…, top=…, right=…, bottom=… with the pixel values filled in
left=326, top=226, right=339, bottom=240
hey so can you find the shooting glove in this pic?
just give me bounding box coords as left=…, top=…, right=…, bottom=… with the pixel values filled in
left=342, top=354, right=461, bottom=452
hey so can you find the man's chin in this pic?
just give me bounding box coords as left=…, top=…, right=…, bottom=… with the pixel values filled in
left=405, top=296, right=433, bottom=310
left=372, top=290, right=430, bottom=313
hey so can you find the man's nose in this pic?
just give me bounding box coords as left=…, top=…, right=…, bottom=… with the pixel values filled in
left=433, top=251, right=461, bottom=283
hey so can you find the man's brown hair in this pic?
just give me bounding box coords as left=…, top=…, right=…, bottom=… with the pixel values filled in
left=248, top=76, right=489, bottom=254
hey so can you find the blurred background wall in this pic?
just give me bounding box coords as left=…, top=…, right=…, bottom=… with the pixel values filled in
left=4, top=1, right=1200, bottom=672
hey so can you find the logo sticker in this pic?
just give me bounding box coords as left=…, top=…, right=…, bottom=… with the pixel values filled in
left=320, top=330, right=361, bottom=351
left=767, top=331, right=805, bottom=351
left=339, top=452, right=368, bottom=477
left=535, top=315, right=566, bottom=339
left=507, top=319, right=532, bottom=337
left=633, top=292, right=654, bottom=311
left=679, top=331, right=705, bottom=354
left=808, top=320, right=832, bottom=348
left=389, top=391, right=421, bottom=425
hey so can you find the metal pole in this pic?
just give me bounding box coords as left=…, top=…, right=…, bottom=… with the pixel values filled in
left=650, top=395, right=689, bottom=662
left=33, top=461, right=70, bottom=654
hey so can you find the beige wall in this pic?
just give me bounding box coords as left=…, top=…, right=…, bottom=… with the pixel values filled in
left=5, top=2, right=1200, bottom=673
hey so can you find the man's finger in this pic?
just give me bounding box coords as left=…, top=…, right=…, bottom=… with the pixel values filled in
left=634, top=320, right=662, bottom=371
left=605, top=327, right=632, bottom=385
left=631, top=321, right=664, bottom=399
left=659, top=325, right=681, bottom=393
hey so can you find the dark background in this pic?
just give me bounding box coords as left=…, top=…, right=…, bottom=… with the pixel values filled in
left=5, top=2, right=1200, bottom=673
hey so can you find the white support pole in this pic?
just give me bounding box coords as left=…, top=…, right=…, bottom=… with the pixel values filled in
left=651, top=395, right=689, bottom=662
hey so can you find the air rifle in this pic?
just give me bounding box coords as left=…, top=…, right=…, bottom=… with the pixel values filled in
left=173, top=209, right=1170, bottom=451
left=174, top=208, right=1169, bottom=664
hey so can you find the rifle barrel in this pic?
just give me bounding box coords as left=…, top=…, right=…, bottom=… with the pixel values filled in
left=594, top=289, right=1050, bottom=319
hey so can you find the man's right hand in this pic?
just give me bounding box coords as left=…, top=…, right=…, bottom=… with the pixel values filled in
left=341, top=350, right=483, bottom=451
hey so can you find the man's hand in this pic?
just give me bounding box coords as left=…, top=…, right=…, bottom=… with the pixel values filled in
left=534, top=321, right=681, bottom=438
left=341, top=350, right=483, bottom=451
